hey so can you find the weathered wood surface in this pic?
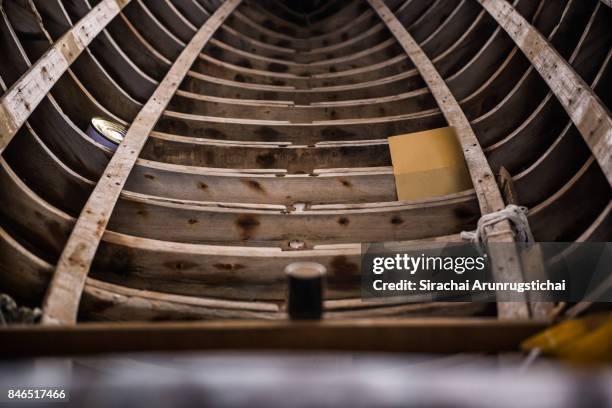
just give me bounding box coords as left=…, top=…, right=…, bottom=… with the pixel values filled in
left=41, top=0, right=242, bottom=325
left=0, top=0, right=131, bottom=153
left=481, top=0, right=607, bottom=173
left=0, top=318, right=546, bottom=357
left=368, top=0, right=530, bottom=319
left=0, top=0, right=609, bottom=326
left=0, top=221, right=481, bottom=317
left=478, top=0, right=612, bottom=187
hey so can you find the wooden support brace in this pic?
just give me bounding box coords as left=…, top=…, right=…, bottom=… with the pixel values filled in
left=0, top=0, right=132, bottom=153
left=478, top=0, right=612, bottom=187
left=499, top=168, right=554, bottom=320
left=41, top=0, right=242, bottom=325
left=0, top=318, right=547, bottom=357
left=367, top=0, right=530, bottom=319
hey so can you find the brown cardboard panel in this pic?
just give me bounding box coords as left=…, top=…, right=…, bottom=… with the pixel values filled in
left=389, top=127, right=473, bottom=201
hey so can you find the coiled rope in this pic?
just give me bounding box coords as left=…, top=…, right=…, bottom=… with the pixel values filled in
left=461, top=204, right=534, bottom=244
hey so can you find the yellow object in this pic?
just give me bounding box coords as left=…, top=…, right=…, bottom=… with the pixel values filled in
left=388, top=127, right=473, bottom=201
left=521, top=314, right=612, bottom=364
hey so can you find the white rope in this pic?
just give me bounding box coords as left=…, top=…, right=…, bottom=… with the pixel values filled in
left=0, top=294, right=42, bottom=325
left=461, top=204, right=534, bottom=244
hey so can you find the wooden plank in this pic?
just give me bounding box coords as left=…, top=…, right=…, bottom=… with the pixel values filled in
left=0, top=318, right=547, bottom=357
left=0, top=220, right=478, bottom=319
left=368, top=0, right=530, bottom=319
left=0, top=0, right=132, bottom=154
left=477, top=0, right=612, bottom=187
left=41, top=0, right=242, bottom=325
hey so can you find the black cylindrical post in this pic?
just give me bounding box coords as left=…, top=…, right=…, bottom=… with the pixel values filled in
left=285, top=262, right=327, bottom=320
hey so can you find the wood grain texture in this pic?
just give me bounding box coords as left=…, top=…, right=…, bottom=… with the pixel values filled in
left=0, top=0, right=131, bottom=153
left=478, top=0, right=612, bottom=187
left=0, top=318, right=546, bottom=357
left=368, top=0, right=530, bottom=319
left=41, top=0, right=242, bottom=325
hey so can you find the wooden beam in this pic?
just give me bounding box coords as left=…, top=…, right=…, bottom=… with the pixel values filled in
left=367, top=0, right=530, bottom=319
left=41, top=0, right=242, bottom=325
left=498, top=168, right=554, bottom=320
left=0, top=318, right=547, bottom=357
left=477, top=0, right=612, bottom=187
left=0, top=0, right=132, bottom=154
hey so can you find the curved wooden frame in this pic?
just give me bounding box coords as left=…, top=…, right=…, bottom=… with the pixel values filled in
left=0, top=0, right=609, bottom=326
left=367, top=0, right=529, bottom=319
left=0, top=0, right=132, bottom=153
left=478, top=0, right=612, bottom=186
left=41, top=0, right=242, bottom=325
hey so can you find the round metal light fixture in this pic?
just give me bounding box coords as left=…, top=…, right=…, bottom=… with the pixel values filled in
left=86, top=117, right=127, bottom=150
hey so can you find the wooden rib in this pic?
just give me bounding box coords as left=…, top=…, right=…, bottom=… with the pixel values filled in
left=0, top=153, right=465, bottom=303
left=19, top=0, right=512, bottom=132
left=41, top=0, right=241, bottom=325
left=13, top=122, right=397, bottom=204
left=172, top=0, right=209, bottom=26
left=5, top=0, right=603, bottom=323
left=528, top=157, right=610, bottom=241
left=477, top=0, right=612, bottom=186
left=154, top=111, right=444, bottom=144
left=107, top=7, right=171, bottom=79
left=455, top=1, right=560, bottom=143
left=0, top=176, right=476, bottom=310
left=0, top=0, right=131, bottom=154
left=68, top=0, right=158, bottom=101
left=246, top=2, right=373, bottom=45
left=463, top=0, right=580, bottom=143
left=2, top=0, right=601, bottom=323
left=122, top=0, right=184, bottom=59
left=185, top=5, right=495, bottom=90
left=143, top=0, right=198, bottom=43
left=368, top=0, right=529, bottom=319
left=307, top=1, right=363, bottom=31
left=19, top=0, right=532, bottom=171
left=189, top=2, right=515, bottom=95
left=229, top=11, right=309, bottom=47
left=489, top=5, right=610, bottom=178
left=0, top=224, right=280, bottom=317
left=194, top=50, right=413, bottom=87
left=8, top=121, right=396, bottom=205
left=1, top=130, right=474, bottom=250
left=259, top=0, right=307, bottom=25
